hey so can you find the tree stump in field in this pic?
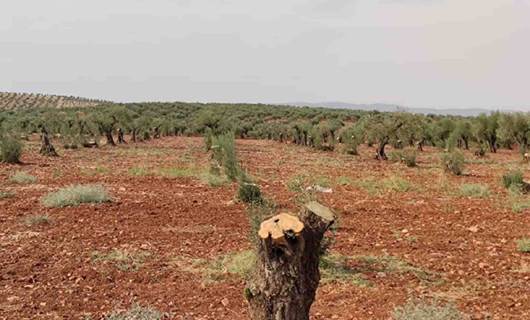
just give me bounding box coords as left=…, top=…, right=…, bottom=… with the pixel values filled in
left=39, top=127, right=58, bottom=157
left=246, top=201, right=335, bottom=320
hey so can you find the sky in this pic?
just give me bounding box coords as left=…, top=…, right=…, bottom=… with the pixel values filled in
left=1, top=0, right=530, bottom=109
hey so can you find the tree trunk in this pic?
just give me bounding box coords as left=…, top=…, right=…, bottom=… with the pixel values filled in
left=105, top=131, right=116, bottom=146
left=117, top=128, right=126, bottom=144
left=246, top=202, right=335, bottom=320
left=375, top=138, right=388, bottom=160
left=39, top=128, right=58, bottom=157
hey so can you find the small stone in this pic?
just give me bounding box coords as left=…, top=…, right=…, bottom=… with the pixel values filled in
left=221, top=298, right=229, bottom=307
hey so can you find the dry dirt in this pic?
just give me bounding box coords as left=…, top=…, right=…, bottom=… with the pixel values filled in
left=1, top=136, right=529, bottom=319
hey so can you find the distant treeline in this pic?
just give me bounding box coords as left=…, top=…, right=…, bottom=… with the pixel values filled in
left=0, top=101, right=528, bottom=159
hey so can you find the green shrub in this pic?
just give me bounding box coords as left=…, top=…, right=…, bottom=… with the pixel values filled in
left=9, top=171, right=37, bottom=184
left=105, top=304, right=166, bottom=320
left=517, top=238, right=530, bottom=253
left=458, top=184, right=490, bottom=198
left=0, top=135, right=22, bottom=163
left=393, top=299, right=465, bottom=320
left=238, top=181, right=263, bottom=204
left=502, top=170, right=525, bottom=191
left=440, top=151, right=465, bottom=175
left=42, top=184, right=111, bottom=207
left=389, top=149, right=417, bottom=167
left=212, top=132, right=242, bottom=181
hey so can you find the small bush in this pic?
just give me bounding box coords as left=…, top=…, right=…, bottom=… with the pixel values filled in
left=0, top=135, right=23, bottom=163
left=105, top=304, right=167, bottom=320
left=389, top=149, right=417, bottom=167
left=212, top=132, right=241, bottom=181
left=42, top=184, right=111, bottom=207
left=458, top=184, right=490, bottom=198
left=402, top=149, right=417, bottom=167
left=238, top=182, right=263, bottom=204
left=502, top=170, right=525, bottom=191
left=517, top=238, right=530, bottom=253
left=9, top=171, right=37, bottom=184
left=440, top=151, right=465, bottom=176
left=393, top=299, right=466, bottom=320
left=24, top=214, right=51, bottom=226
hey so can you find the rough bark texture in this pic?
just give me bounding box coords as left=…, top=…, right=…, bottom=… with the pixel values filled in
left=39, top=128, right=58, bottom=157
left=246, top=201, right=335, bottom=320
left=117, top=128, right=126, bottom=144
left=375, top=138, right=389, bottom=160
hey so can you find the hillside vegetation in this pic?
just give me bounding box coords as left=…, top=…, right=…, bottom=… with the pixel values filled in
left=0, top=92, right=106, bottom=110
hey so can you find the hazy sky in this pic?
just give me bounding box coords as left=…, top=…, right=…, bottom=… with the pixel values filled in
left=1, top=0, right=530, bottom=109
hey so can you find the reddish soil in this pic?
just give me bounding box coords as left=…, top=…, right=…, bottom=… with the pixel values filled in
left=1, top=137, right=528, bottom=319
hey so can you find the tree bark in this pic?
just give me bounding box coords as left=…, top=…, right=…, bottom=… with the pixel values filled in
left=105, top=131, right=116, bottom=146
left=117, top=128, right=126, bottom=144
left=39, top=127, right=58, bottom=157
left=375, top=138, right=388, bottom=160
left=246, top=202, right=335, bottom=320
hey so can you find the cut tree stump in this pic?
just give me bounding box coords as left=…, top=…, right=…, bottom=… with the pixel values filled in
left=39, top=127, right=58, bottom=157
left=246, top=201, right=335, bottom=320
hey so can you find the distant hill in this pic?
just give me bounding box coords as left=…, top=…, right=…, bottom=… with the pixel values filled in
left=0, top=92, right=108, bottom=110
left=288, top=101, right=519, bottom=117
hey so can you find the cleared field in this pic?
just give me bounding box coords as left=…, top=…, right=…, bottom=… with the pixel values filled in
left=0, top=136, right=529, bottom=319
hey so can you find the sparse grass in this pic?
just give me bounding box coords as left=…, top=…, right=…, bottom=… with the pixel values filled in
left=105, top=304, right=168, bottom=320
left=355, top=255, right=438, bottom=283
left=389, top=149, right=417, bottom=167
left=355, top=175, right=413, bottom=195
left=9, top=171, right=37, bottom=184
left=516, top=238, right=530, bottom=253
left=510, top=198, right=530, bottom=213
left=0, top=191, right=14, bottom=199
left=23, top=214, right=51, bottom=226
left=457, top=184, right=490, bottom=198
left=80, top=166, right=111, bottom=176
left=200, top=172, right=229, bottom=187
left=286, top=174, right=307, bottom=192
left=502, top=169, right=525, bottom=192
left=42, top=184, right=111, bottom=207
left=336, top=176, right=354, bottom=186
left=237, top=181, right=263, bottom=204
left=382, top=176, right=412, bottom=192
left=172, top=250, right=256, bottom=283
left=128, top=166, right=150, bottom=176
left=156, top=167, right=199, bottom=178
left=392, top=299, right=466, bottom=320
left=91, top=249, right=151, bottom=271
left=319, top=254, right=371, bottom=286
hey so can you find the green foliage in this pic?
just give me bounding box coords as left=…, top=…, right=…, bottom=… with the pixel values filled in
left=458, top=184, right=490, bottom=198
left=502, top=169, right=525, bottom=191
left=0, top=135, right=22, bottom=163
left=42, top=184, right=111, bottom=207
left=517, top=238, right=530, bottom=253
left=105, top=304, right=167, bottom=320
left=238, top=181, right=263, bottom=204
left=440, top=151, right=465, bottom=175
left=389, top=149, right=417, bottom=167
left=211, top=132, right=241, bottom=181
left=9, top=171, right=37, bottom=184
left=393, top=299, right=466, bottom=320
